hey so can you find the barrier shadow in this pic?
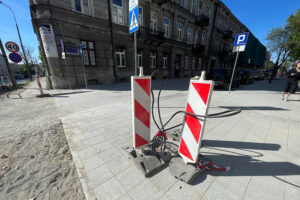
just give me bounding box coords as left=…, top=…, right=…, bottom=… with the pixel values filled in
left=191, top=140, right=300, bottom=188
left=219, top=106, right=289, bottom=111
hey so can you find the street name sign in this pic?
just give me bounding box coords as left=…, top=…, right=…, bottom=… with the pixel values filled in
left=129, top=0, right=138, bottom=11
left=233, top=32, right=249, bottom=52
left=8, top=52, right=22, bottom=63
left=5, top=41, right=19, bottom=53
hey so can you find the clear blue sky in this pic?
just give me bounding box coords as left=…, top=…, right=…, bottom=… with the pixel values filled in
left=0, top=0, right=299, bottom=63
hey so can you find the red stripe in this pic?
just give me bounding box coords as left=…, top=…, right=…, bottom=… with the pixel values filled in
left=185, top=103, right=202, bottom=143
left=179, top=138, right=194, bottom=162
left=192, top=82, right=211, bottom=105
left=135, top=79, right=150, bottom=96
left=135, top=133, right=149, bottom=147
left=134, top=100, right=150, bottom=128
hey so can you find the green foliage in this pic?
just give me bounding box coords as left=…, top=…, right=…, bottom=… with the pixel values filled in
left=287, top=8, right=300, bottom=60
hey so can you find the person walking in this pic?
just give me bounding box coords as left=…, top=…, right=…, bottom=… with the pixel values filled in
left=281, top=61, right=300, bottom=101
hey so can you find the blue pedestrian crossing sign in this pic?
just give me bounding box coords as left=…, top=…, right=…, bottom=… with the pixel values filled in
left=129, top=6, right=139, bottom=34
left=233, top=32, right=249, bottom=52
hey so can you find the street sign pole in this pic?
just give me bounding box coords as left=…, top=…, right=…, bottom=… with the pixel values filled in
left=0, top=39, right=17, bottom=88
left=228, top=51, right=239, bottom=92
left=134, top=31, right=137, bottom=76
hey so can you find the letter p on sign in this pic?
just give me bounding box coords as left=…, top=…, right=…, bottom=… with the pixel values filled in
left=237, top=35, right=245, bottom=45
left=234, top=32, right=249, bottom=47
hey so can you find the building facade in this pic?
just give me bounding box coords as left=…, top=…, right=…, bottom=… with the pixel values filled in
left=30, top=0, right=259, bottom=89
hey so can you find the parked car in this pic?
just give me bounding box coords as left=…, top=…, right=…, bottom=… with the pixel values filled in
left=251, top=70, right=260, bottom=80
left=208, top=69, right=241, bottom=89
left=258, top=70, right=265, bottom=80
left=239, top=70, right=253, bottom=85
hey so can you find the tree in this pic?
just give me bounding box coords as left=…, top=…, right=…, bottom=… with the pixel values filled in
left=287, top=8, right=300, bottom=60
left=266, top=27, right=290, bottom=73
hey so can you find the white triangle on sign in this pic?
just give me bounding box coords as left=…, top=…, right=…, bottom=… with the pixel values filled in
left=130, top=11, right=138, bottom=30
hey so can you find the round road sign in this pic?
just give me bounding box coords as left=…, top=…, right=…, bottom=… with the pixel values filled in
left=8, top=52, right=23, bottom=63
left=5, top=41, right=20, bottom=53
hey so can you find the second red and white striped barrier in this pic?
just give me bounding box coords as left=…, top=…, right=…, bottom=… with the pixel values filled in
left=35, top=74, right=44, bottom=96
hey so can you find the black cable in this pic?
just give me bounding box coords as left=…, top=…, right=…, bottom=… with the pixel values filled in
left=157, top=79, right=164, bottom=131
left=151, top=89, right=161, bottom=131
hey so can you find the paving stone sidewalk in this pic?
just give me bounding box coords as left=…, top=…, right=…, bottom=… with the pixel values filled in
left=52, top=78, right=300, bottom=200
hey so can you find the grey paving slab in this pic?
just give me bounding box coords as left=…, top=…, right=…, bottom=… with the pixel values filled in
left=52, top=78, right=300, bottom=200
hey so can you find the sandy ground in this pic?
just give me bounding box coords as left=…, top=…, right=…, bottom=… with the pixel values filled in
left=0, top=82, right=85, bottom=200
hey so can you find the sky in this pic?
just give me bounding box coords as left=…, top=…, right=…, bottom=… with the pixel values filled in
left=0, top=0, right=299, bottom=63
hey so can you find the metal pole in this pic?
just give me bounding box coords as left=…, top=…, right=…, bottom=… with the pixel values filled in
left=0, top=39, right=17, bottom=88
left=134, top=31, right=137, bottom=76
left=0, top=2, right=32, bottom=80
left=228, top=51, right=239, bottom=92
left=64, top=58, right=71, bottom=89
left=81, top=55, right=88, bottom=89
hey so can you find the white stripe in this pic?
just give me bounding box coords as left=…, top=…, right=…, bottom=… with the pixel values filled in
left=181, top=122, right=199, bottom=161
left=187, top=82, right=207, bottom=116
left=133, top=80, right=151, bottom=112
left=134, top=116, right=150, bottom=142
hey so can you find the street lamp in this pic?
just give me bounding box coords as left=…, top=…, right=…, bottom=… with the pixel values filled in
left=0, top=1, right=31, bottom=80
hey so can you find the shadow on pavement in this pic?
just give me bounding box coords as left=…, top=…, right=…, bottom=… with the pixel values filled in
left=45, top=91, right=92, bottom=98
left=219, top=106, right=289, bottom=111
left=191, top=140, right=300, bottom=188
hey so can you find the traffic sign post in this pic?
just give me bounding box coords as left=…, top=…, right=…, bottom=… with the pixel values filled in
left=8, top=52, right=22, bottom=63
left=229, top=32, right=249, bottom=92
left=129, top=0, right=139, bottom=76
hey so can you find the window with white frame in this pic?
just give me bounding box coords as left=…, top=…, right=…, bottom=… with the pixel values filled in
left=81, top=40, right=95, bottom=66
left=184, top=56, right=189, bottom=70
left=162, top=55, right=168, bottom=69
left=194, top=31, right=199, bottom=44
left=112, top=0, right=123, bottom=25
left=150, top=11, right=158, bottom=31
left=139, top=7, right=143, bottom=26
left=150, top=51, right=156, bottom=69
left=192, top=57, right=196, bottom=70
left=116, top=49, right=126, bottom=67
left=163, top=17, right=170, bottom=38
left=74, top=0, right=90, bottom=15
left=177, top=23, right=183, bottom=41
left=136, top=51, right=142, bottom=67
left=187, top=27, right=192, bottom=44
left=198, top=58, right=202, bottom=69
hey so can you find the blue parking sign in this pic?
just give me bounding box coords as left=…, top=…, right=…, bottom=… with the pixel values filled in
left=129, top=6, right=139, bottom=34
left=234, top=32, right=249, bottom=47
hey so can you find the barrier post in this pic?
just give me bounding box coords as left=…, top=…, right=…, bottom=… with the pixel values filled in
left=35, top=74, right=44, bottom=95
left=131, top=67, right=151, bottom=149
left=178, top=72, right=214, bottom=164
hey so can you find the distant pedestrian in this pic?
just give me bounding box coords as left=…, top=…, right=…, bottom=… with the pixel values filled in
left=268, top=71, right=273, bottom=84
left=281, top=61, right=300, bottom=101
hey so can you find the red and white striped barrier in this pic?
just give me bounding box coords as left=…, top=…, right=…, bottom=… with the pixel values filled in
left=196, top=160, right=232, bottom=171
left=179, top=75, right=214, bottom=164
left=36, top=74, right=44, bottom=95
left=131, top=74, right=151, bottom=149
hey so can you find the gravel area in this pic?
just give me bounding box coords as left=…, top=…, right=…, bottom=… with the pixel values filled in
left=0, top=81, right=85, bottom=200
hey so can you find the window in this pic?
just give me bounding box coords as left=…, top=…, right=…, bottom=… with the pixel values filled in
left=198, top=1, right=203, bottom=15
left=150, top=52, right=156, bottom=69
left=190, top=0, right=196, bottom=14
left=74, top=0, right=90, bottom=15
left=201, top=32, right=206, bottom=44
left=162, top=55, right=168, bottom=69
left=139, top=7, right=143, bottom=26
left=194, top=31, right=199, bottom=44
left=187, top=27, right=192, bottom=44
left=180, top=0, right=185, bottom=7
left=116, top=49, right=126, bottom=67
left=150, top=12, right=158, bottom=31
left=198, top=58, right=202, bottom=69
left=81, top=40, right=95, bottom=66
left=136, top=51, right=142, bottom=67
left=163, top=17, right=170, bottom=38
left=177, top=23, right=183, bottom=41
left=112, top=0, right=123, bottom=25
left=184, top=56, right=189, bottom=70
left=192, top=57, right=196, bottom=70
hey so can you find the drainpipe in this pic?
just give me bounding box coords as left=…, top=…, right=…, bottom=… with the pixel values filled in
left=107, top=0, right=117, bottom=82
left=205, top=2, right=218, bottom=74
